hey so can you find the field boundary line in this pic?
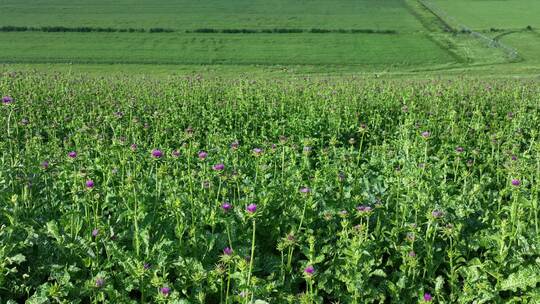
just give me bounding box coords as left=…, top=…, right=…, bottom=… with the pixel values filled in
left=417, top=0, right=520, bottom=61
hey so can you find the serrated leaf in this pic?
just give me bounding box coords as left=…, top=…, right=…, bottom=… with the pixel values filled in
left=500, top=264, right=540, bottom=292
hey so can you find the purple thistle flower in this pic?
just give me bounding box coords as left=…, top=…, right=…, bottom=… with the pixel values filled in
left=2, top=96, right=13, bottom=104
left=92, top=228, right=99, bottom=237
left=151, top=149, right=163, bottom=158
left=423, top=293, right=433, bottom=302
left=279, top=136, right=287, bottom=143
left=511, top=179, right=521, bottom=186
left=160, top=287, right=171, bottom=296
left=408, top=251, right=416, bottom=257
left=143, top=263, right=151, bottom=270
left=431, top=210, right=443, bottom=218
left=303, top=146, right=312, bottom=153
left=172, top=150, right=180, bottom=157
left=221, top=202, right=232, bottom=212
left=304, top=265, right=315, bottom=276
left=130, top=144, right=137, bottom=151
left=252, top=148, right=263, bottom=156
left=455, top=146, right=464, bottom=153
left=68, top=151, right=77, bottom=158
left=421, top=131, right=431, bottom=138
left=246, top=203, right=257, bottom=213
left=213, top=163, right=225, bottom=171
left=231, top=141, right=239, bottom=150
left=198, top=151, right=208, bottom=160
left=356, top=205, right=373, bottom=213
left=41, top=161, right=49, bottom=169
left=511, top=155, right=517, bottom=161
left=86, top=180, right=94, bottom=189
left=223, top=247, right=233, bottom=256
left=95, top=278, right=105, bottom=288
left=300, top=187, right=311, bottom=194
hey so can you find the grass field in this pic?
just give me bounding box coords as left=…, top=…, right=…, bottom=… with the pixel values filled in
left=0, top=0, right=424, bottom=31
left=0, top=32, right=457, bottom=67
left=2, top=0, right=539, bottom=75
left=431, top=0, right=540, bottom=30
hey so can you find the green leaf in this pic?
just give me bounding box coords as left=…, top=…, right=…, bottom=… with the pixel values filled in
left=500, top=264, right=540, bottom=292
left=370, top=269, right=387, bottom=278
left=8, top=253, right=26, bottom=264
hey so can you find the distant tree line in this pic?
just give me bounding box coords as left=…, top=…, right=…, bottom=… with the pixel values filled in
left=0, top=26, right=174, bottom=33
left=188, top=28, right=397, bottom=34
left=0, top=25, right=398, bottom=34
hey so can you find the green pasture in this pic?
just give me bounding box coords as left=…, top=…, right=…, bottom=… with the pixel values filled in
left=0, top=0, right=539, bottom=76
left=0, top=32, right=457, bottom=67
left=431, top=0, right=540, bottom=30
left=0, top=0, right=424, bottom=31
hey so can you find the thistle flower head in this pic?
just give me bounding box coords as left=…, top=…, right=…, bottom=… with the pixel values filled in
left=300, top=187, right=311, bottom=194
left=246, top=203, right=257, bottom=213
left=68, top=151, right=77, bottom=158
left=198, top=151, right=208, bottom=160
left=356, top=205, right=373, bottom=213
left=304, top=265, right=315, bottom=276
left=511, top=179, right=521, bottom=186
left=92, top=228, right=99, bottom=237
left=151, top=149, right=163, bottom=158
left=95, top=278, right=105, bottom=288
left=423, top=293, right=433, bottom=302
left=212, top=163, right=224, bottom=171
left=160, top=287, right=171, bottom=296
left=86, top=180, right=94, bottom=188
left=221, top=202, right=232, bottom=212
left=223, top=247, right=233, bottom=256
left=431, top=210, right=443, bottom=218
left=2, top=96, right=12, bottom=104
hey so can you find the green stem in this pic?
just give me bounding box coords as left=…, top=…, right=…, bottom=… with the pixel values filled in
left=246, top=219, right=256, bottom=304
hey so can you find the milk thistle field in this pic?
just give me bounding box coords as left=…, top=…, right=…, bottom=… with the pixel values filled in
left=0, top=74, right=539, bottom=303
